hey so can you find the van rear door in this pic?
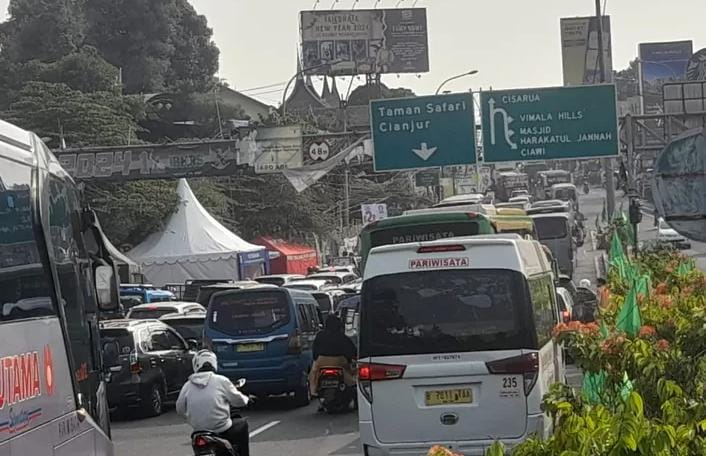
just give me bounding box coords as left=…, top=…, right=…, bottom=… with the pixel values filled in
left=207, top=290, right=293, bottom=361
left=360, top=268, right=537, bottom=443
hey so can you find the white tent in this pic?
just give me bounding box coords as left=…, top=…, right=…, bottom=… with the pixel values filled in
left=128, top=179, right=266, bottom=286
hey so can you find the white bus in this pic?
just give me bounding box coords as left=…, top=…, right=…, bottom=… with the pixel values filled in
left=0, top=119, right=120, bottom=455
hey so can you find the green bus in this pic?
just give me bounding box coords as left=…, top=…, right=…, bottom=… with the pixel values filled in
left=359, top=211, right=496, bottom=272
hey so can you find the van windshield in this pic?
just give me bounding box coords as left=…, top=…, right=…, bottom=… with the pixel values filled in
left=360, top=269, right=534, bottom=357
left=534, top=217, right=568, bottom=240
left=209, top=291, right=290, bottom=335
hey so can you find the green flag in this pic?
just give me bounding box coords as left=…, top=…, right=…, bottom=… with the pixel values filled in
left=616, top=281, right=642, bottom=337
left=676, top=259, right=695, bottom=277
left=609, top=234, right=630, bottom=280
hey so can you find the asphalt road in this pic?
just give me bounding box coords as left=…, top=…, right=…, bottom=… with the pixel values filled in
left=112, top=188, right=706, bottom=456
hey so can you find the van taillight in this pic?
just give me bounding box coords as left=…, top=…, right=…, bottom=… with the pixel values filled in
left=417, top=245, right=466, bottom=254
left=287, top=331, right=303, bottom=354
left=486, top=353, right=539, bottom=396
left=194, top=436, right=208, bottom=447
left=129, top=361, right=142, bottom=374
left=465, top=212, right=479, bottom=219
left=357, top=362, right=406, bottom=404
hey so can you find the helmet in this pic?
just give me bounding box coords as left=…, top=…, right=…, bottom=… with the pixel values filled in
left=192, top=349, right=217, bottom=373
left=579, top=279, right=591, bottom=288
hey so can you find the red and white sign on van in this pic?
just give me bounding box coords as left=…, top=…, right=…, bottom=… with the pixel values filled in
left=409, top=257, right=470, bottom=270
left=361, top=204, right=388, bottom=224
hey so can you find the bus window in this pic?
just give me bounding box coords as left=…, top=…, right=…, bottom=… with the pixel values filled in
left=47, top=174, right=101, bottom=411
left=0, top=157, right=56, bottom=321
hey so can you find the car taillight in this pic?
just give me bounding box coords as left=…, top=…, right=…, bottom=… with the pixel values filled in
left=561, top=310, right=571, bottom=323
left=486, top=353, right=539, bottom=396
left=129, top=361, right=142, bottom=374
left=417, top=245, right=466, bottom=253
left=357, top=362, right=406, bottom=404
left=287, top=331, right=303, bottom=354
left=194, top=436, right=208, bottom=447
left=320, top=368, right=343, bottom=376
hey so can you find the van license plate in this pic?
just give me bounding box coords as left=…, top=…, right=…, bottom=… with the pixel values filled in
left=425, top=388, right=472, bottom=406
left=236, top=343, right=265, bottom=353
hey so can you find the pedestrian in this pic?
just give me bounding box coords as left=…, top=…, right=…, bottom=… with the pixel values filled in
left=597, top=277, right=609, bottom=308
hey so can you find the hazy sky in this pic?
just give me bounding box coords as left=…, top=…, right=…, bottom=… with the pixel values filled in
left=3, top=0, right=706, bottom=105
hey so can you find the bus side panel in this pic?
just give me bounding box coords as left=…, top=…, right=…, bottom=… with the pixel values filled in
left=0, top=318, right=75, bottom=444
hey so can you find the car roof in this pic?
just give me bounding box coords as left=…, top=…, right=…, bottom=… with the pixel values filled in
left=405, top=204, right=495, bottom=216
left=160, top=313, right=206, bottom=321
left=99, top=319, right=166, bottom=330
left=364, top=234, right=551, bottom=279
left=200, top=281, right=273, bottom=289
left=129, top=301, right=203, bottom=309
left=285, top=279, right=330, bottom=286
left=438, top=193, right=484, bottom=204
left=552, top=183, right=576, bottom=189
left=308, top=271, right=354, bottom=278
left=532, top=199, right=566, bottom=207
left=530, top=212, right=571, bottom=220
left=256, top=274, right=305, bottom=279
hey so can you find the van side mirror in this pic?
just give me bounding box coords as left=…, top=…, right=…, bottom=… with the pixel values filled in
left=186, top=339, right=200, bottom=350
left=95, top=265, right=119, bottom=311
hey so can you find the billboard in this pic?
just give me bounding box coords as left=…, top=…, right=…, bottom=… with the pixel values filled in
left=300, top=8, right=429, bottom=75
left=639, top=41, right=693, bottom=113
left=560, top=16, right=612, bottom=86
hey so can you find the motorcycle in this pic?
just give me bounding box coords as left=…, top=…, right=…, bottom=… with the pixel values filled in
left=317, top=366, right=356, bottom=414
left=190, top=378, right=247, bottom=456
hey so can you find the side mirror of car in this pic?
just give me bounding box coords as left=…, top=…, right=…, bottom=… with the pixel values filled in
left=186, top=339, right=200, bottom=350
left=95, top=265, right=119, bottom=311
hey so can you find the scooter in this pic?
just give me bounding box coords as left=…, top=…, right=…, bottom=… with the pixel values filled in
left=190, top=378, right=247, bottom=456
left=317, top=367, right=356, bottom=414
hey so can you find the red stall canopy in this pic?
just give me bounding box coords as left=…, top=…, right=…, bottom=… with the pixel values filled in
left=253, top=237, right=318, bottom=275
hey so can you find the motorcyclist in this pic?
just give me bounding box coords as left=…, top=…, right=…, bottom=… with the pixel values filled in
left=176, top=350, right=251, bottom=456
left=309, top=315, right=357, bottom=397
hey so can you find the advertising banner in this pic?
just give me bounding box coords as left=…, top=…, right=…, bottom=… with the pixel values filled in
left=361, top=203, right=388, bottom=224
left=560, top=16, right=612, bottom=86
left=54, top=126, right=303, bottom=181
left=300, top=8, right=429, bottom=75
left=639, top=41, right=693, bottom=113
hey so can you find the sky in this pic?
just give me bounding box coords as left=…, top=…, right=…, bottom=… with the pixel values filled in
left=2, top=0, right=706, bottom=105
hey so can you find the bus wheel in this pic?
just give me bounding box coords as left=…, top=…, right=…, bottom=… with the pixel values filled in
left=143, top=384, right=163, bottom=417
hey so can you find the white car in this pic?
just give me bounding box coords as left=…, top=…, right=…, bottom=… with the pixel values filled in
left=657, top=218, right=691, bottom=249
left=126, top=301, right=206, bottom=319
left=358, top=234, right=564, bottom=455
left=283, top=279, right=331, bottom=291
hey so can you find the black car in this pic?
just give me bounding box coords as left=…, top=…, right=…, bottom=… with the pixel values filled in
left=100, top=319, right=196, bottom=417
left=160, top=313, right=206, bottom=349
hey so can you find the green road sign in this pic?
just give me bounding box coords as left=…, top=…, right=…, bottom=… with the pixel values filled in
left=370, top=93, right=476, bottom=171
left=480, top=84, right=618, bottom=163
left=415, top=169, right=440, bottom=187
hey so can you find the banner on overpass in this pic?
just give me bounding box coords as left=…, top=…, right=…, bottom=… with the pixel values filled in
left=54, top=126, right=303, bottom=182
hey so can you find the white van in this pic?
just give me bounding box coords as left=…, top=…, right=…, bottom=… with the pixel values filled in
left=358, top=234, right=564, bottom=455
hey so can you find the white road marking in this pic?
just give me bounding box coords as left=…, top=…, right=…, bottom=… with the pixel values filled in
left=249, top=420, right=280, bottom=438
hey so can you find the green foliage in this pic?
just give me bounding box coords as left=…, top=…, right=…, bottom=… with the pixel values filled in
left=479, top=248, right=706, bottom=455
left=4, top=81, right=141, bottom=147
left=84, top=0, right=218, bottom=94
left=41, top=47, right=120, bottom=93
left=3, top=0, right=85, bottom=62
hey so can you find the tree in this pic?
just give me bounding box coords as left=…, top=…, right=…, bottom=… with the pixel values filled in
left=2, top=0, right=85, bottom=62
left=84, top=0, right=218, bottom=94
left=42, top=47, right=120, bottom=93
left=348, top=83, right=416, bottom=105
left=614, top=59, right=640, bottom=100
left=165, top=0, right=219, bottom=93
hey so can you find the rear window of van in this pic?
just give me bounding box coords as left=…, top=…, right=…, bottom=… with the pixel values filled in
left=359, top=269, right=535, bottom=357
left=208, top=291, right=290, bottom=336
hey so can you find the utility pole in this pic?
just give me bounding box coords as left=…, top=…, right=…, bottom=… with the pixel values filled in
left=595, top=0, right=616, bottom=220
left=344, top=166, right=350, bottom=230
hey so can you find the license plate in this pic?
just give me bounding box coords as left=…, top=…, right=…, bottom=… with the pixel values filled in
left=236, top=343, right=265, bottom=353
left=320, top=379, right=340, bottom=388
left=425, top=388, right=473, bottom=406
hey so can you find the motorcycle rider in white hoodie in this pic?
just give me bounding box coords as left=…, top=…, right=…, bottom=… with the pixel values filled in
left=176, top=350, right=251, bottom=456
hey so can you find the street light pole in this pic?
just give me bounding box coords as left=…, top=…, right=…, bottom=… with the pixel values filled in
left=435, top=70, right=478, bottom=95
left=594, top=0, right=616, bottom=221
